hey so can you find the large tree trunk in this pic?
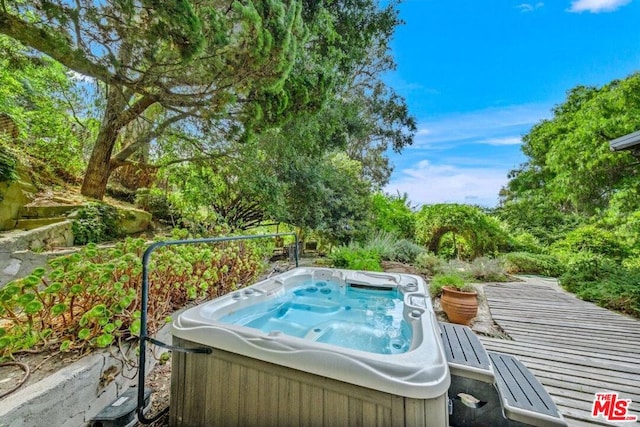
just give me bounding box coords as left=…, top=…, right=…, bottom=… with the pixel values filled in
left=80, top=87, right=126, bottom=199
left=80, top=86, right=156, bottom=199
left=80, top=126, right=119, bottom=199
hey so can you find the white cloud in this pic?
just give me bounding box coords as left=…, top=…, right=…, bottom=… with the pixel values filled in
left=385, top=160, right=508, bottom=208
left=568, top=0, right=631, bottom=13
left=480, top=136, right=523, bottom=146
left=411, top=103, right=549, bottom=149
left=517, top=2, right=544, bottom=12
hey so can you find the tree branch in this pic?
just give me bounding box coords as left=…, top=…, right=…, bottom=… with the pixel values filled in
left=0, top=11, right=127, bottom=87
left=112, top=111, right=188, bottom=163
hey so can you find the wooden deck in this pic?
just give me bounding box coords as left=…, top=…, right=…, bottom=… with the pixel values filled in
left=479, top=276, right=640, bottom=427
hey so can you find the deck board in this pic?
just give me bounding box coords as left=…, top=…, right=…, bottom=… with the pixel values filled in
left=479, top=278, right=640, bottom=426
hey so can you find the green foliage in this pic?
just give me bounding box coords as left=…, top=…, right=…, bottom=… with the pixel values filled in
left=0, top=0, right=408, bottom=201
left=330, top=231, right=425, bottom=269
left=501, top=252, right=564, bottom=277
left=71, top=203, right=122, bottom=245
left=0, top=237, right=265, bottom=358
left=495, top=195, right=584, bottom=246
left=0, top=145, right=17, bottom=182
left=328, top=244, right=383, bottom=272
left=436, top=232, right=472, bottom=260
left=550, top=225, right=629, bottom=262
left=508, top=231, right=545, bottom=254
left=135, top=188, right=180, bottom=222
left=467, top=257, right=509, bottom=282
left=429, top=273, right=470, bottom=297
left=0, top=36, right=89, bottom=177
left=414, top=252, right=446, bottom=276
left=560, top=253, right=640, bottom=316
left=416, top=204, right=510, bottom=259
left=391, top=239, right=426, bottom=264
left=370, top=192, right=416, bottom=239
left=361, top=231, right=398, bottom=261
left=502, top=74, right=640, bottom=217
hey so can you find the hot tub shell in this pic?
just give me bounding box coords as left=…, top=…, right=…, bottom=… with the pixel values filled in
left=170, top=267, right=450, bottom=426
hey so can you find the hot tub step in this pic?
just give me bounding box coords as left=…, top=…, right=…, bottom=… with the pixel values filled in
left=488, top=351, right=567, bottom=427
left=439, top=322, right=493, bottom=383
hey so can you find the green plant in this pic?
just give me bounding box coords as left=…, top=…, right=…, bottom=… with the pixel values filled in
left=391, top=239, right=425, bottom=264
left=361, top=231, right=397, bottom=261
left=560, top=253, right=640, bottom=316
left=0, top=236, right=266, bottom=359
left=370, top=192, right=416, bottom=239
left=550, top=225, right=629, bottom=262
left=135, top=188, right=180, bottom=222
left=438, top=259, right=473, bottom=279
left=414, top=252, right=445, bottom=276
left=509, top=231, right=544, bottom=254
left=71, top=202, right=122, bottom=245
left=501, top=252, right=564, bottom=277
left=0, top=145, right=17, bottom=183
left=415, top=203, right=510, bottom=259
left=329, top=244, right=383, bottom=271
left=468, top=257, right=509, bottom=282
left=429, top=273, right=472, bottom=297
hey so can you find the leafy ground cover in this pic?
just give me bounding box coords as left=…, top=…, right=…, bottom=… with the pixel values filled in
left=0, top=234, right=267, bottom=360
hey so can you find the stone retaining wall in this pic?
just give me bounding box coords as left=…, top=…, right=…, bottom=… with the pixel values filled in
left=0, top=221, right=75, bottom=287
left=0, top=323, right=172, bottom=427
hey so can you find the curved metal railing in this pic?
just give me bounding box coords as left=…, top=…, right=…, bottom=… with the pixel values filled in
left=136, top=232, right=299, bottom=424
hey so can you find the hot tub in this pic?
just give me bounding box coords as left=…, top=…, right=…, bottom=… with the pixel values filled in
left=170, top=267, right=450, bottom=426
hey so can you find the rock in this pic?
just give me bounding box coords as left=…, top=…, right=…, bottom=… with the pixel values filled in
left=0, top=165, right=37, bottom=231
left=116, top=206, right=152, bottom=234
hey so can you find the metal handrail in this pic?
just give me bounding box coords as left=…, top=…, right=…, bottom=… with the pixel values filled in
left=136, top=232, right=298, bottom=424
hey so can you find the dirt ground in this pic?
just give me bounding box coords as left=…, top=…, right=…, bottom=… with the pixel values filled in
left=136, top=262, right=510, bottom=426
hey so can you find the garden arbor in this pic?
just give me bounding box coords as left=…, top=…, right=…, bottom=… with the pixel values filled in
left=416, top=204, right=508, bottom=259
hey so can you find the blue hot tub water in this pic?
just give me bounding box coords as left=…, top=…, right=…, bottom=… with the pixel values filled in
left=219, top=280, right=412, bottom=355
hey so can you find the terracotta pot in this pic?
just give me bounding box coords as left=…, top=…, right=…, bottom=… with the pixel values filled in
left=441, top=286, right=478, bottom=325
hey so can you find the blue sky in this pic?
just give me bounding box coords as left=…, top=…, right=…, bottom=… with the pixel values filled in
left=384, top=0, right=640, bottom=208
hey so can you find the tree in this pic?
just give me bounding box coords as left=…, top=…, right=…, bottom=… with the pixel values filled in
left=370, top=192, right=415, bottom=239
left=144, top=0, right=412, bottom=234
left=1, top=0, right=411, bottom=201
left=0, top=35, right=89, bottom=176
left=502, top=75, right=640, bottom=218
left=0, top=0, right=310, bottom=198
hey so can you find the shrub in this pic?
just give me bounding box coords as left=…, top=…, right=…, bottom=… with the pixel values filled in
left=622, top=255, right=640, bottom=270
left=468, top=257, right=508, bottom=282
left=370, top=192, right=416, bottom=239
left=0, top=145, right=17, bottom=183
left=414, top=252, right=445, bottom=276
left=71, top=202, right=121, bottom=245
left=429, top=273, right=471, bottom=296
left=391, top=239, right=426, bottom=264
left=361, top=231, right=397, bottom=261
left=415, top=203, right=510, bottom=258
left=560, top=253, right=640, bottom=316
left=509, top=231, right=544, bottom=254
left=360, top=231, right=425, bottom=264
left=435, top=233, right=472, bottom=260
left=438, top=259, right=473, bottom=279
left=135, top=188, right=180, bottom=222
left=550, top=225, right=629, bottom=262
left=0, top=237, right=266, bottom=359
left=329, top=244, right=383, bottom=271
left=502, top=252, right=564, bottom=277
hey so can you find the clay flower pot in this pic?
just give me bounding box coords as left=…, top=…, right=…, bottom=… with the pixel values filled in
left=441, top=286, right=478, bottom=326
